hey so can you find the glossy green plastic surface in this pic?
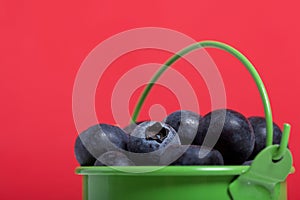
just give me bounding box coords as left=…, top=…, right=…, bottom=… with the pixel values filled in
left=76, top=166, right=250, bottom=176
left=229, top=145, right=293, bottom=200
left=76, top=166, right=289, bottom=200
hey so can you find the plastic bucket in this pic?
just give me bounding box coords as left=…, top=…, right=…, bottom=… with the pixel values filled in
left=76, top=166, right=290, bottom=200
left=75, top=41, right=293, bottom=200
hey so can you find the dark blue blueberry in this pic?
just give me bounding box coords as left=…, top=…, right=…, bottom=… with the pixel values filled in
left=123, top=121, right=145, bottom=135
left=127, top=121, right=180, bottom=165
left=74, top=124, right=128, bottom=166
left=74, top=135, right=95, bottom=166
left=248, top=116, right=282, bottom=159
left=160, top=145, right=224, bottom=165
left=94, top=151, right=135, bottom=166
left=242, top=160, right=253, bottom=166
left=128, top=121, right=180, bottom=153
left=194, top=109, right=255, bottom=165
left=163, top=110, right=202, bottom=145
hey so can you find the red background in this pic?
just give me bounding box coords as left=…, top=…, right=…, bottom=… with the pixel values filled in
left=1, top=0, right=300, bottom=199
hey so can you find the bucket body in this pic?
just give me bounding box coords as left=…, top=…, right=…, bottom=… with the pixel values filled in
left=76, top=166, right=288, bottom=200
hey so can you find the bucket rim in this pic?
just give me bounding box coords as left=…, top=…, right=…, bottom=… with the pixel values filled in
left=75, top=166, right=251, bottom=176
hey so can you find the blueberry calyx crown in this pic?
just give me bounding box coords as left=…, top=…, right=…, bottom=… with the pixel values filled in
left=145, top=122, right=168, bottom=143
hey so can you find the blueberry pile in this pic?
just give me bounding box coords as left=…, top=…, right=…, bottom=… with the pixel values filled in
left=74, top=109, right=282, bottom=166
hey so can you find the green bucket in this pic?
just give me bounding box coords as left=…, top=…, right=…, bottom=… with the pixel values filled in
left=75, top=41, right=294, bottom=200
left=75, top=166, right=291, bottom=200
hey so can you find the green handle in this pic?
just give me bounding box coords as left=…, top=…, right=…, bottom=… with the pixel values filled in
left=131, top=40, right=290, bottom=160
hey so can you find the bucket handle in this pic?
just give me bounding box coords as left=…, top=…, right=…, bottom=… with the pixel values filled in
left=131, top=40, right=290, bottom=160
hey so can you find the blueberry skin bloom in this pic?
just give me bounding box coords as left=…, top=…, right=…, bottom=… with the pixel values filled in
left=74, top=124, right=128, bottom=166
left=248, top=116, right=282, bottom=159
left=128, top=121, right=180, bottom=153
left=163, top=110, right=202, bottom=145
left=123, top=121, right=145, bottom=135
left=127, top=121, right=181, bottom=165
left=194, top=109, right=255, bottom=165
left=94, top=151, right=135, bottom=166
left=160, top=145, right=224, bottom=166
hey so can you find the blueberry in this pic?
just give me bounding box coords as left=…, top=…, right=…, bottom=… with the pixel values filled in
left=242, top=160, right=253, bottom=166
left=127, top=121, right=181, bottom=165
left=123, top=121, right=145, bottom=135
left=94, top=151, right=135, bottom=166
left=74, top=124, right=128, bottom=166
left=128, top=121, right=180, bottom=152
left=194, top=109, right=255, bottom=165
left=163, top=110, right=202, bottom=145
left=160, top=145, right=224, bottom=165
left=74, top=135, right=95, bottom=166
left=248, top=116, right=282, bottom=159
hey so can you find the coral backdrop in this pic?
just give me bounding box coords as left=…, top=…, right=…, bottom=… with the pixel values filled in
left=1, top=0, right=299, bottom=199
